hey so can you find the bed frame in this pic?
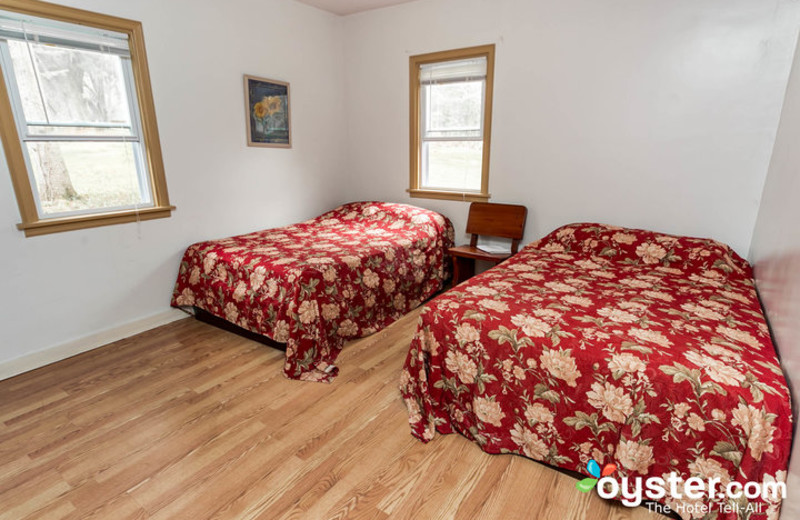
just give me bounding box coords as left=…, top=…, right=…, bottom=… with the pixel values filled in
left=192, top=307, right=286, bottom=351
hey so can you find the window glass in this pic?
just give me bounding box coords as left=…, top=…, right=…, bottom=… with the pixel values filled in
left=426, top=81, right=482, bottom=135
left=8, top=40, right=132, bottom=131
left=423, top=140, right=483, bottom=191
left=26, top=141, right=147, bottom=216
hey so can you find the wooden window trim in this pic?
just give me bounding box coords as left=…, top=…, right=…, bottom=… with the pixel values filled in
left=0, top=0, right=172, bottom=237
left=408, top=44, right=495, bottom=203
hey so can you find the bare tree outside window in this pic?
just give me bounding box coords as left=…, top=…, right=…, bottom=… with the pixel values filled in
left=7, top=40, right=144, bottom=214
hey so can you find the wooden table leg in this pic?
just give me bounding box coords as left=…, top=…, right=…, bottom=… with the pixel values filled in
left=452, top=256, right=476, bottom=285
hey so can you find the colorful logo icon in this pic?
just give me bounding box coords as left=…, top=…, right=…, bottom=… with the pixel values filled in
left=576, top=459, right=617, bottom=493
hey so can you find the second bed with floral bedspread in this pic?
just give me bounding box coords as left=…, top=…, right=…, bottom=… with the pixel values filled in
left=173, top=201, right=453, bottom=382
left=401, top=223, right=791, bottom=519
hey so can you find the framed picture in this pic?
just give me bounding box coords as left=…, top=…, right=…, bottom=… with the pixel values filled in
left=244, top=75, right=291, bottom=148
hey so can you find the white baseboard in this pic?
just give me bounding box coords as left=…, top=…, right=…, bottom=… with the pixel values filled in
left=0, top=309, right=189, bottom=381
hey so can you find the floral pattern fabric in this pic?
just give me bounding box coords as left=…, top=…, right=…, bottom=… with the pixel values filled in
left=401, top=223, right=791, bottom=519
left=172, top=201, right=453, bottom=382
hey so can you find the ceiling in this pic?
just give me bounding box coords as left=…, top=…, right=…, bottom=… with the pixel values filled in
left=295, top=0, right=419, bottom=16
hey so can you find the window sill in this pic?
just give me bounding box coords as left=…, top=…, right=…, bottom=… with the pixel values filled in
left=408, top=189, right=490, bottom=202
left=17, top=205, right=175, bottom=237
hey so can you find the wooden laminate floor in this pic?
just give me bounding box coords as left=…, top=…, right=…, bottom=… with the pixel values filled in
left=0, top=309, right=669, bottom=520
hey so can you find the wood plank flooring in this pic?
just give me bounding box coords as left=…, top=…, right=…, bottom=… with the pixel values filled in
left=0, top=309, right=669, bottom=520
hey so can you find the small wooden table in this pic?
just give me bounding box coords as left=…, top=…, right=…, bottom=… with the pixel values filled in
left=448, top=246, right=512, bottom=285
left=447, top=201, right=527, bottom=285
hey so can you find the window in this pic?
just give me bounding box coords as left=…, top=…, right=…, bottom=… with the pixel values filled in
left=409, top=44, right=495, bottom=202
left=0, top=2, right=171, bottom=236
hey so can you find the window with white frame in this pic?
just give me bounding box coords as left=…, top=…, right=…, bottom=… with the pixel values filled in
left=0, top=4, right=171, bottom=236
left=409, top=45, right=495, bottom=202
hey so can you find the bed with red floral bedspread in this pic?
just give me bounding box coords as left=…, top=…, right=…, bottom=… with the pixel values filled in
left=172, top=201, right=453, bottom=382
left=401, top=223, right=791, bottom=519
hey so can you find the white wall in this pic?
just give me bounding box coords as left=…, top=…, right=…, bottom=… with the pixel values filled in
left=342, top=0, right=800, bottom=256
left=0, top=0, right=346, bottom=371
left=751, top=28, right=800, bottom=519
left=3, top=0, right=800, bottom=380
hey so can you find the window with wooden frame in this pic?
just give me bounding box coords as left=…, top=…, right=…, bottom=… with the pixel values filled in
left=409, top=44, right=494, bottom=202
left=0, top=0, right=171, bottom=237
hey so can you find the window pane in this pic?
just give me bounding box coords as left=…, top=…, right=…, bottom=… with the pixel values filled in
left=26, top=125, right=134, bottom=137
left=423, top=140, right=483, bottom=191
left=6, top=40, right=46, bottom=121
left=26, top=141, right=150, bottom=215
left=426, top=80, right=483, bottom=134
left=8, top=40, right=133, bottom=134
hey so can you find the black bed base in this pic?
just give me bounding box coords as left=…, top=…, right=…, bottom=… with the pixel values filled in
left=192, top=307, right=286, bottom=351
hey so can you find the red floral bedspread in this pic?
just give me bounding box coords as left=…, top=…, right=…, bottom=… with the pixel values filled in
left=401, top=223, right=791, bottom=519
left=172, top=201, right=453, bottom=382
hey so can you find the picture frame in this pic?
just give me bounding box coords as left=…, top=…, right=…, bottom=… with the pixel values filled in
left=244, top=75, right=291, bottom=148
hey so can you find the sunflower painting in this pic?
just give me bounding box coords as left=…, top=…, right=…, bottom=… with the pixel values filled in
left=244, top=75, right=291, bottom=148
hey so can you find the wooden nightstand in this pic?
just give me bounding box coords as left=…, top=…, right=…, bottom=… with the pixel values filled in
left=449, top=246, right=512, bottom=285
left=448, top=202, right=527, bottom=285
